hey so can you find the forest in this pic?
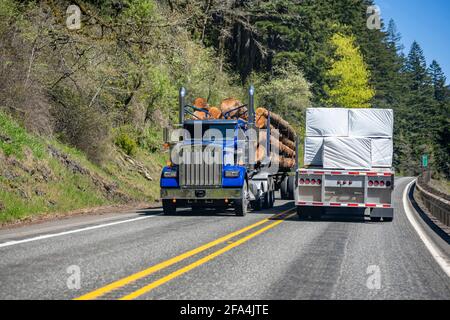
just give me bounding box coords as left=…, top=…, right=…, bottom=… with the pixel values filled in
left=0, top=0, right=448, bottom=221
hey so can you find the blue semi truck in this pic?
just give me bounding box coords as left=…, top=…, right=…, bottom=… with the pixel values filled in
left=160, top=86, right=297, bottom=216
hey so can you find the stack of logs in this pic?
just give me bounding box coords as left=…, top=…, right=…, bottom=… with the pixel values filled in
left=255, top=107, right=296, bottom=169
left=190, top=98, right=296, bottom=169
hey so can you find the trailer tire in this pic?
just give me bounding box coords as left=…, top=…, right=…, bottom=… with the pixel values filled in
left=162, top=200, right=176, bottom=215
left=280, top=176, right=289, bottom=200
left=287, top=176, right=295, bottom=200
left=269, top=191, right=275, bottom=208
left=252, top=195, right=264, bottom=211
left=296, top=206, right=305, bottom=219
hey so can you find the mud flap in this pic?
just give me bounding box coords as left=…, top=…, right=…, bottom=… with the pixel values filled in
left=370, top=208, right=394, bottom=218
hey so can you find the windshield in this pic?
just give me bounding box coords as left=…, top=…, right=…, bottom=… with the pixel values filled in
left=184, top=123, right=235, bottom=141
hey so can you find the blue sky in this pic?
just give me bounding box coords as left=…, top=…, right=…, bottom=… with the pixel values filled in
left=376, top=0, right=450, bottom=84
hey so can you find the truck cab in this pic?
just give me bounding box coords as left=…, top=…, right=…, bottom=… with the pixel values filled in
left=161, top=118, right=251, bottom=215
left=160, top=87, right=282, bottom=216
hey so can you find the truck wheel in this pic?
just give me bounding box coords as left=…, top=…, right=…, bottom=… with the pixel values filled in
left=162, top=200, right=176, bottom=215
left=235, top=181, right=249, bottom=216
left=280, top=177, right=288, bottom=200
left=296, top=206, right=304, bottom=219
left=287, top=176, right=295, bottom=200
left=308, top=207, right=322, bottom=220
left=252, top=195, right=264, bottom=211
left=262, top=190, right=271, bottom=209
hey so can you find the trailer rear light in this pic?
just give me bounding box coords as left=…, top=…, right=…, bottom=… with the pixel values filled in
left=368, top=181, right=373, bottom=187
left=348, top=181, right=352, bottom=185
left=342, top=181, right=347, bottom=185
left=299, top=178, right=305, bottom=185
left=317, top=179, right=322, bottom=185
left=374, top=181, right=379, bottom=187
left=305, top=179, right=310, bottom=185
left=311, top=179, right=316, bottom=185
left=386, top=181, right=391, bottom=187
left=380, top=181, right=385, bottom=187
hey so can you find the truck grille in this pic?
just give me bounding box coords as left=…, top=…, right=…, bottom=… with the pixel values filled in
left=179, top=145, right=223, bottom=187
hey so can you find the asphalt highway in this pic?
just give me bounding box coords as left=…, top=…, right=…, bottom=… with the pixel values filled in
left=0, top=177, right=449, bottom=300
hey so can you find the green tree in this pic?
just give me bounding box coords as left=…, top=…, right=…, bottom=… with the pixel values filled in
left=429, top=60, right=447, bottom=102
left=323, top=33, right=374, bottom=108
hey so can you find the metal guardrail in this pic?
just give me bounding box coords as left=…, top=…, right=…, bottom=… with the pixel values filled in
left=415, top=177, right=450, bottom=227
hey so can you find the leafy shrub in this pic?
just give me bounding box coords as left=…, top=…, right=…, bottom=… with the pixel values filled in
left=115, top=132, right=138, bottom=156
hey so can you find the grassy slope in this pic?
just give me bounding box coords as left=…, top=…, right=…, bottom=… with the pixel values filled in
left=0, top=112, right=165, bottom=224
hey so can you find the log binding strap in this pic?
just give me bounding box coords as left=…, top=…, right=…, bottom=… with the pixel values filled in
left=222, top=104, right=248, bottom=120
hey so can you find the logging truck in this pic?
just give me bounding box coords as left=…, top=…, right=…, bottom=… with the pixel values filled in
left=160, top=86, right=297, bottom=216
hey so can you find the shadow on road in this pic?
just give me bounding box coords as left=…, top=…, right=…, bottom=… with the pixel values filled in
left=293, top=207, right=373, bottom=224
left=137, top=201, right=296, bottom=218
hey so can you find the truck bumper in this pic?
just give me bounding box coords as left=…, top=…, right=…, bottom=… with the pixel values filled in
left=161, top=188, right=242, bottom=200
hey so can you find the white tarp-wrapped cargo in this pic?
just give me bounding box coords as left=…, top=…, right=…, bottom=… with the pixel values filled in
left=349, top=109, right=394, bottom=138
left=371, top=138, right=393, bottom=168
left=304, top=137, right=324, bottom=166
left=306, top=108, right=349, bottom=137
left=323, top=137, right=372, bottom=170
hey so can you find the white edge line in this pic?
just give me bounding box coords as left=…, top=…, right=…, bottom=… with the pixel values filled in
left=403, top=179, right=450, bottom=278
left=0, top=214, right=162, bottom=249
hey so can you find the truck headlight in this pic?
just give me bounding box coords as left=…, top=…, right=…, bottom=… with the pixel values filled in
left=224, top=170, right=240, bottom=178
left=163, top=170, right=177, bottom=178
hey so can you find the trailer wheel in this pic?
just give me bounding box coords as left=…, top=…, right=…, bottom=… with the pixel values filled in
left=310, top=209, right=322, bottom=221
left=269, top=191, right=275, bottom=208
left=162, top=200, right=176, bottom=215
left=235, top=181, right=249, bottom=216
left=280, top=176, right=289, bottom=200
left=252, top=195, right=264, bottom=211
left=296, top=206, right=304, bottom=219
left=287, top=176, right=295, bottom=200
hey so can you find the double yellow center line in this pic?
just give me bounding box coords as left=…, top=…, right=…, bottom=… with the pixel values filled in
left=75, top=208, right=295, bottom=300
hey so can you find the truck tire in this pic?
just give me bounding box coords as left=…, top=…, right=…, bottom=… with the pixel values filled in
left=270, top=191, right=275, bottom=208
left=287, top=175, right=295, bottom=200
left=252, top=195, right=264, bottom=211
left=162, top=200, right=176, bottom=215
left=305, top=206, right=322, bottom=220
left=235, top=181, right=249, bottom=216
left=280, top=176, right=289, bottom=200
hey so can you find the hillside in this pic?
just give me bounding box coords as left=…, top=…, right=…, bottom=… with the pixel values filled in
left=0, top=111, right=164, bottom=224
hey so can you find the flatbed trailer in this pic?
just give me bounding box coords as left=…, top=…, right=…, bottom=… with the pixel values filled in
left=295, top=167, right=395, bottom=221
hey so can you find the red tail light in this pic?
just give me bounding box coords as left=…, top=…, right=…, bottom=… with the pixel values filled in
left=299, top=179, right=305, bottom=185
left=305, top=179, right=310, bottom=185
left=311, top=179, right=316, bottom=185
left=374, top=181, right=379, bottom=187
left=317, top=179, right=322, bottom=185
left=380, top=181, right=385, bottom=187
left=368, top=181, right=373, bottom=187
